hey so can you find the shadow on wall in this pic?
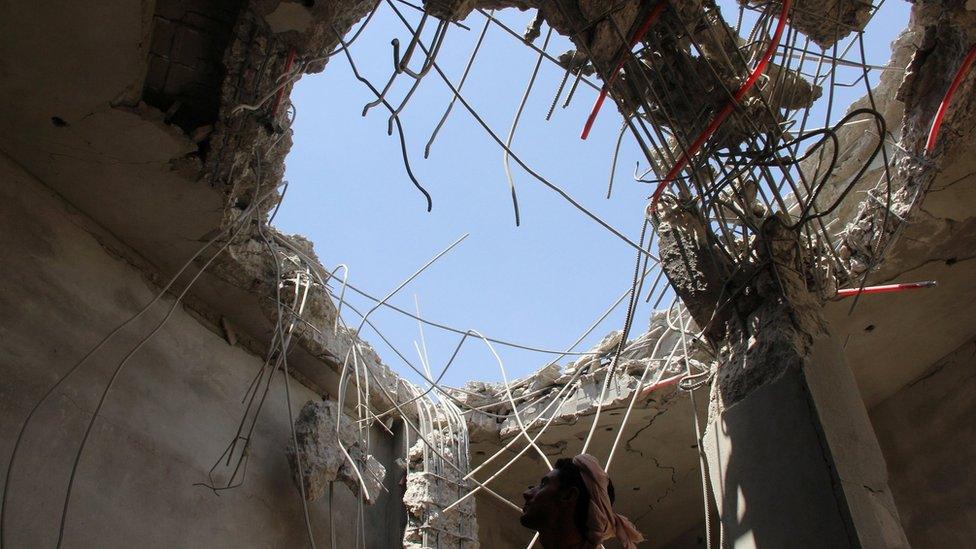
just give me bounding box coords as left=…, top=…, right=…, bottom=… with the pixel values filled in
left=706, top=366, right=857, bottom=548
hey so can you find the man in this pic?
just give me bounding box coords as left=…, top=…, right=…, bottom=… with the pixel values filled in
left=520, top=454, right=644, bottom=548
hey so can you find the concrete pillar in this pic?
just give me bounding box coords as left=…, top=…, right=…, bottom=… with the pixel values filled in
left=703, top=330, right=909, bottom=548
left=698, top=221, right=909, bottom=548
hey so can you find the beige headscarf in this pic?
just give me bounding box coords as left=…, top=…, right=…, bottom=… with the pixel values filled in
left=572, top=454, right=645, bottom=549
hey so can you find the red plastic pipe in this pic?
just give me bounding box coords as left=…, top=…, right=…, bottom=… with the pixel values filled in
left=650, top=0, right=792, bottom=211
left=580, top=1, right=668, bottom=140
left=835, top=280, right=936, bottom=298
left=636, top=281, right=935, bottom=398
left=638, top=280, right=936, bottom=399
left=271, top=48, right=297, bottom=117
left=925, top=44, right=976, bottom=152
left=639, top=372, right=686, bottom=398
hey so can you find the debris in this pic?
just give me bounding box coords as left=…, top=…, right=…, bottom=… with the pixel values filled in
left=286, top=400, right=386, bottom=503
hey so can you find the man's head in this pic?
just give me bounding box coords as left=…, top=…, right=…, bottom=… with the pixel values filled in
left=520, top=458, right=615, bottom=540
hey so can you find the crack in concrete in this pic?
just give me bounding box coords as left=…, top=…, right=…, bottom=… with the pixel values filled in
left=927, top=170, right=976, bottom=192
left=861, top=483, right=883, bottom=494
left=632, top=454, right=679, bottom=521
left=903, top=342, right=975, bottom=390
left=878, top=251, right=976, bottom=285
left=624, top=392, right=680, bottom=458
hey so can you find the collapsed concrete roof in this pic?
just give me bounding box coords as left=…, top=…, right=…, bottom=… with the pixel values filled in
left=2, top=0, right=975, bottom=547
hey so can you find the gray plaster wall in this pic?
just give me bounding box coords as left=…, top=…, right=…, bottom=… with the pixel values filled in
left=870, top=335, right=976, bottom=548
left=0, top=151, right=400, bottom=548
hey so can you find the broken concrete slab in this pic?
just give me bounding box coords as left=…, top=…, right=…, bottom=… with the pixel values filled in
left=286, top=399, right=387, bottom=503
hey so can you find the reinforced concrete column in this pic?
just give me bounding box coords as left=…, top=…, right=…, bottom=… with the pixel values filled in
left=698, top=221, right=909, bottom=548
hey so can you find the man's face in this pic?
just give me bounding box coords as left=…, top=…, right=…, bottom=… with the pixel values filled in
left=520, top=469, right=573, bottom=530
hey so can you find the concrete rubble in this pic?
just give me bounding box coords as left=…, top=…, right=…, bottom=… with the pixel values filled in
left=450, top=309, right=711, bottom=446
left=413, top=0, right=828, bottom=151
left=286, top=399, right=387, bottom=503
left=836, top=1, right=976, bottom=288
left=205, top=225, right=417, bottom=416
left=740, top=0, right=874, bottom=48
left=792, top=28, right=912, bottom=236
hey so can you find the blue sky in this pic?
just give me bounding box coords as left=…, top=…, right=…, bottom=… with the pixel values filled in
left=278, top=1, right=911, bottom=388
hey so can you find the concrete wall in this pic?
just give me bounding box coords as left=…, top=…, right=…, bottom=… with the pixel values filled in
left=871, top=335, right=976, bottom=549
left=0, top=151, right=400, bottom=548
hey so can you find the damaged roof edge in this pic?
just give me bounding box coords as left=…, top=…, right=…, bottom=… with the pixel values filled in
left=129, top=0, right=424, bottom=419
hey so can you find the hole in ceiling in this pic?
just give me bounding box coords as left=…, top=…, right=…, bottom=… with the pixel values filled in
left=277, top=0, right=911, bottom=391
